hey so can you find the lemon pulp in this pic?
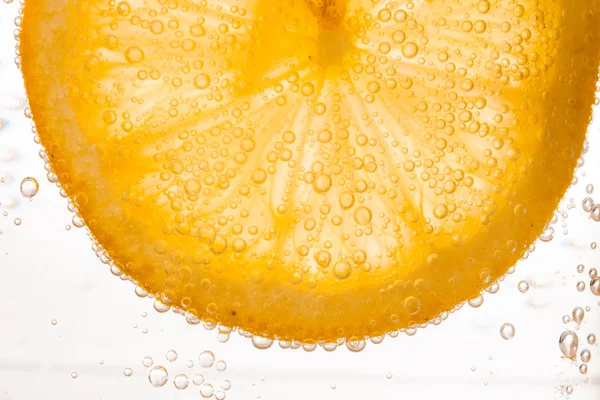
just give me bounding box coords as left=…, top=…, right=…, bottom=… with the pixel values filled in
left=21, top=0, right=600, bottom=343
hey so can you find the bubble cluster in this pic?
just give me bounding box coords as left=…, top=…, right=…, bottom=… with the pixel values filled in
left=19, top=0, right=600, bottom=344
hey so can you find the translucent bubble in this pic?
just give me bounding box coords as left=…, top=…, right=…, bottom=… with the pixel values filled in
left=20, top=177, right=39, bottom=198
left=192, top=374, right=205, bottom=386
left=166, top=350, right=178, bottom=362
left=123, top=368, right=133, bottom=377
left=577, top=281, right=586, bottom=292
left=199, top=350, right=215, bottom=368
left=587, top=334, right=596, bottom=345
left=142, top=356, right=153, bottom=368
left=590, top=278, right=600, bottom=295
left=200, top=383, right=214, bottom=398
left=559, top=331, right=579, bottom=360
left=71, top=372, right=78, bottom=379
left=148, top=366, right=168, bottom=387
left=251, top=336, right=273, bottom=350
left=586, top=184, right=594, bottom=194
left=583, top=197, right=594, bottom=211
left=468, top=295, right=484, bottom=308
left=500, top=323, right=515, bottom=340
left=517, top=281, right=529, bottom=293
left=13, top=218, right=21, bottom=226
left=174, top=373, right=189, bottom=390
left=346, top=338, right=366, bottom=352
left=385, top=372, right=393, bottom=379
left=353, top=206, right=372, bottom=226
left=215, top=360, right=227, bottom=372
left=221, top=380, right=231, bottom=391
left=580, top=364, right=588, bottom=374
left=215, top=391, right=226, bottom=400
left=572, top=307, right=584, bottom=325
left=51, top=319, right=57, bottom=325
left=581, top=349, right=591, bottom=363
left=589, top=268, right=598, bottom=279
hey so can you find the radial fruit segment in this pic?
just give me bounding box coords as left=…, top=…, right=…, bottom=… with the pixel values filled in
left=21, top=0, right=600, bottom=343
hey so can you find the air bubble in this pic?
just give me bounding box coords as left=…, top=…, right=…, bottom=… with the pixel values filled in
left=500, top=323, right=515, bottom=340
left=199, top=350, right=215, bottom=368
left=20, top=177, right=39, bottom=198
left=148, top=366, right=168, bottom=387
left=559, top=331, right=579, bottom=360
left=174, top=373, right=189, bottom=390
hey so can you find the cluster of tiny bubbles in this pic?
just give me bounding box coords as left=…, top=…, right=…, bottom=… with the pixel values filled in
left=499, top=323, right=515, bottom=340
left=19, top=177, right=38, bottom=198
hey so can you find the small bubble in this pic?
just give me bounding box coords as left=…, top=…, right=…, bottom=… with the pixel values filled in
left=500, top=323, right=515, bottom=340
left=71, top=372, right=78, bottom=379
left=166, top=350, right=177, bottom=362
left=588, top=334, right=596, bottom=345
left=579, top=364, right=588, bottom=374
left=559, top=331, right=579, bottom=360
left=385, top=372, right=393, bottom=379
left=173, top=373, right=189, bottom=390
left=589, top=268, right=598, bottom=279
left=192, top=373, right=204, bottom=386
left=577, top=264, right=585, bottom=273
left=471, top=366, right=476, bottom=372
left=148, top=366, right=168, bottom=387
left=221, top=380, right=231, bottom=390
left=468, top=295, right=484, bottom=308
left=572, top=307, right=585, bottom=325
left=20, top=177, right=39, bottom=198
left=185, top=360, right=194, bottom=368
left=14, top=218, right=21, bottom=226
left=123, top=368, right=132, bottom=377
left=517, top=281, right=529, bottom=293
left=215, top=390, right=226, bottom=400
left=215, top=360, right=227, bottom=372
left=562, top=315, right=571, bottom=324
left=251, top=336, right=273, bottom=350
left=586, top=184, right=594, bottom=194
left=331, top=383, right=337, bottom=390
left=51, top=319, right=57, bottom=325
left=566, top=385, right=573, bottom=395
left=581, top=349, right=591, bottom=363
left=200, top=383, right=214, bottom=398
left=577, top=281, right=586, bottom=292
left=142, top=356, right=153, bottom=368
left=199, top=350, right=215, bottom=368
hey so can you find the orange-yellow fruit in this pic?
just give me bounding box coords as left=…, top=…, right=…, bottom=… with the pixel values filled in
left=21, top=0, right=600, bottom=343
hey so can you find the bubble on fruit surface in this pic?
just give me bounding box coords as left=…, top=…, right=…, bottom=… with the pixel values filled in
left=148, top=366, right=168, bottom=387
left=173, top=373, right=189, bottom=390
left=252, top=336, right=273, bottom=350
left=468, top=295, right=484, bottom=308
left=559, top=331, right=579, bottom=360
left=19, top=177, right=38, bottom=198
left=572, top=307, right=584, bottom=325
left=198, top=351, right=215, bottom=368
left=518, top=281, right=530, bottom=293
left=200, top=383, right=214, bottom=398
left=500, top=323, right=515, bottom=340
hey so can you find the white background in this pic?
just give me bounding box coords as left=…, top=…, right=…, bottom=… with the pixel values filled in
left=1, top=1, right=600, bottom=399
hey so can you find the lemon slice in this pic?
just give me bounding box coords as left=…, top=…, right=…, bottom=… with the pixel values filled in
left=21, top=0, right=599, bottom=343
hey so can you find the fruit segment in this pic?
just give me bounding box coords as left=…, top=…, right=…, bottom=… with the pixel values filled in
left=21, top=0, right=600, bottom=342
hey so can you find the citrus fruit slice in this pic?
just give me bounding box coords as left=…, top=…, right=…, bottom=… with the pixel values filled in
left=21, top=0, right=600, bottom=343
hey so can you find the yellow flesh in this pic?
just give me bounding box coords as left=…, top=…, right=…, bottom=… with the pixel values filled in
left=21, top=0, right=600, bottom=343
